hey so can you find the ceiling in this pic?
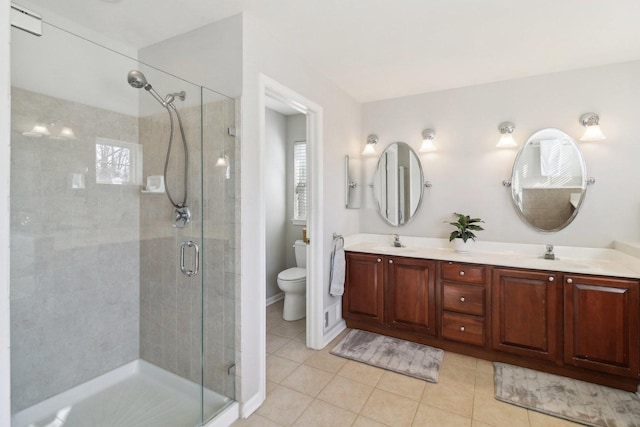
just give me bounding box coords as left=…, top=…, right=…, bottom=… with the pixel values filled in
left=19, top=0, right=640, bottom=103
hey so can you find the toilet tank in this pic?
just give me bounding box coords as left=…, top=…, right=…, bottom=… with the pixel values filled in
left=294, top=240, right=307, bottom=267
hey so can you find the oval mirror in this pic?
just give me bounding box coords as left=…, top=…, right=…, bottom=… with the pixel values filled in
left=510, top=128, right=588, bottom=232
left=372, top=142, right=424, bottom=226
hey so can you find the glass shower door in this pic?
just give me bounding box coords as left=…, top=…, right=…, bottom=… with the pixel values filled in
left=9, top=17, right=236, bottom=427
left=201, top=87, right=238, bottom=424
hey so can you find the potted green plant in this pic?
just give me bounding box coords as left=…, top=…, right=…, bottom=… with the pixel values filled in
left=447, top=212, right=484, bottom=253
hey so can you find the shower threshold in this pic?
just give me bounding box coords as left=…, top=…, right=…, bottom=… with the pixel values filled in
left=12, top=359, right=232, bottom=427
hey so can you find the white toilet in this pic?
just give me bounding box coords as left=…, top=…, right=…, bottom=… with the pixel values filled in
left=277, top=240, right=307, bottom=321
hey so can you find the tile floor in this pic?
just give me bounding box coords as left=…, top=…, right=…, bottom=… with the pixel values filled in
left=232, top=301, right=581, bottom=427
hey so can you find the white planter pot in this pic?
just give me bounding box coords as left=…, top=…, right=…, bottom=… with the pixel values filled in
left=453, top=239, right=473, bottom=254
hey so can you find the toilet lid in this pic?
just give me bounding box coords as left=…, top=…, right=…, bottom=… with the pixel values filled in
left=278, top=267, right=306, bottom=281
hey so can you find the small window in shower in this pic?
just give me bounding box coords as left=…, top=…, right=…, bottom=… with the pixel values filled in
left=95, top=137, right=142, bottom=185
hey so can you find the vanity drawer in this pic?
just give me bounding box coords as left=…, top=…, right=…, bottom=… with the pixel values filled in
left=442, top=312, right=485, bottom=346
left=441, top=262, right=485, bottom=284
left=443, top=283, right=485, bottom=316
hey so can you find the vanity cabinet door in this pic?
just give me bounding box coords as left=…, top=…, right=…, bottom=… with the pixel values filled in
left=492, top=268, right=559, bottom=361
left=343, top=252, right=385, bottom=324
left=386, top=257, right=436, bottom=335
left=564, top=275, right=639, bottom=378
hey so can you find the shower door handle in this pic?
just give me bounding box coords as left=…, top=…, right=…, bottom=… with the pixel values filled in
left=180, top=241, right=200, bottom=277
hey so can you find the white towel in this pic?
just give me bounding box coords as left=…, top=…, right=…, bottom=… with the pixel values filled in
left=539, top=139, right=563, bottom=176
left=329, top=248, right=346, bottom=296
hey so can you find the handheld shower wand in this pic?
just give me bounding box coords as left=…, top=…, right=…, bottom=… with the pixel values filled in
left=127, top=70, right=190, bottom=227
left=127, top=70, right=171, bottom=107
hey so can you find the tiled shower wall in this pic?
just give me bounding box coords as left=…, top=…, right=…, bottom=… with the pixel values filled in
left=138, top=96, right=238, bottom=399
left=10, top=87, right=238, bottom=413
left=10, top=88, right=140, bottom=412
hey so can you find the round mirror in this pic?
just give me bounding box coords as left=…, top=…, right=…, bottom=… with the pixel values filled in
left=510, top=128, right=587, bottom=232
left=372, top=142, right=424, bottom=226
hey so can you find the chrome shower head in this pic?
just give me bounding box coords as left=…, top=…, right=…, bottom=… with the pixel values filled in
left=127, top=70, right=148, bottom=89
left=127, top=70, right=168, bottom=106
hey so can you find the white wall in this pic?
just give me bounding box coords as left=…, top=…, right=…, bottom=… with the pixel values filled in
left=240, top=11, right=361, bottom=412
left=285, top=114, right=306, bottom=267
left=139, top=14, right=242, bottom=98
left=1, top=1, right=11, bottom=423
left=11, top=19, right=139, bottom=116
left=361, top=60, right=640, bottom=248
left=265, top=108, right=287, bottom=300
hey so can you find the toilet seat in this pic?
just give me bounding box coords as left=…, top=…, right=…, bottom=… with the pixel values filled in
left=277, top=267, right=306, bottom=282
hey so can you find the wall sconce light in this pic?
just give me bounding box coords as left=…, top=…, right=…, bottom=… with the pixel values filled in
left=22, top=123, right=51, bottom=137
left=215, top=153, right=228, bottom=167
left=23, top=121, right=77, bottom=140
left=59, top=127, right=77, bottom=139
left=579, top=113, right=606, bottom=141
left=496, top=121, right=516, bottom=148
left=50, top=126, right=77, bottom=140
left=216, top=153, right=230, bottom=179
left=362, top=134, right=379, bottom=156
left=420, top=129, right=436, bottom=152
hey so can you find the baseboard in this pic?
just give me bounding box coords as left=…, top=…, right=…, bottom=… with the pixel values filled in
left=266, top=292, right=284, bottom=306
left=322, top=319, right=346, bottom=349
left=240, top=391, right=265, bottom=419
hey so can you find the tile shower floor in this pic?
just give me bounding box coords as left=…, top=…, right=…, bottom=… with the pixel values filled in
left=233, top=300, right=581, bottom=427
left=12, top=360, right=231, bottom=427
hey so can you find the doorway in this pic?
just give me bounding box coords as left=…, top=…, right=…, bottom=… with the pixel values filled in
left=260, top=75, right=324, bottom=358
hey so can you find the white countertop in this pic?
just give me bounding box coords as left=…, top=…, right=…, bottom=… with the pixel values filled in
left=344, top=234, right=640, bottom=279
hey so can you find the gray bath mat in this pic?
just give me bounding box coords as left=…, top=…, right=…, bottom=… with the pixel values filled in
left=494, top=362, right=640, bottom=427
left=330, top=329, right=444, bottom=383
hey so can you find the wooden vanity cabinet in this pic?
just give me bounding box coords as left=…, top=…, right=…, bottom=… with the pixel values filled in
left=343, top=252, right=385, bottom=324
left=491, top=268, right=559, bottom=361
left=440, top=262, right=489, bottom=346
left=344, top=252, right=436, bottom=334
left=564, top=274, right=639, bottom=377
left=343, top=250, right=640, bottom=391
left=386, top=257, right=436, bottom=335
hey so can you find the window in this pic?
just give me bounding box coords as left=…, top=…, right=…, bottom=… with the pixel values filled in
left=95, top=137, right=142, bottom=185
left=293, top=141, right=307, bottom=222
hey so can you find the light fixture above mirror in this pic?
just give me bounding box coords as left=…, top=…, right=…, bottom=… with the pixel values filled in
left=496, top=121, right=517, bottom=148
left=362, top=134, right=379, bottom=156
left=420, top=128, right=436, bottom=152
left=579, top=112, right=606, bottom=141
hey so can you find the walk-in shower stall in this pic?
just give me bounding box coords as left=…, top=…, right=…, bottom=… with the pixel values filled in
left=9, top=10, right=238, bottom=427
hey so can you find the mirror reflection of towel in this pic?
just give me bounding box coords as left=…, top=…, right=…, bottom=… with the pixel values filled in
left=329, top=235, right=345, bottom=296
left=540, top=139, right=563, bottom=176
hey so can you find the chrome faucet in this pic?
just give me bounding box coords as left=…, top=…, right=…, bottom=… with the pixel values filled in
left=544, top=244, right=555, bottom=260
left=392, top=234, right=404, bottom=248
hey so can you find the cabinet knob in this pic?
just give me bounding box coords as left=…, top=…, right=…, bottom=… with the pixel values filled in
left=460, top=297, right=465, bottom=302
left=459, top=326, right=465, bottom=332
left=389, top=260, right=393, bottom=264
left=567, top=278, right=573, bottom=284
left=548, top=277, right=554, bottom=282
left=377, top=258, right=381, bottom=263
left=459, top=271, right=465, bottom=276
